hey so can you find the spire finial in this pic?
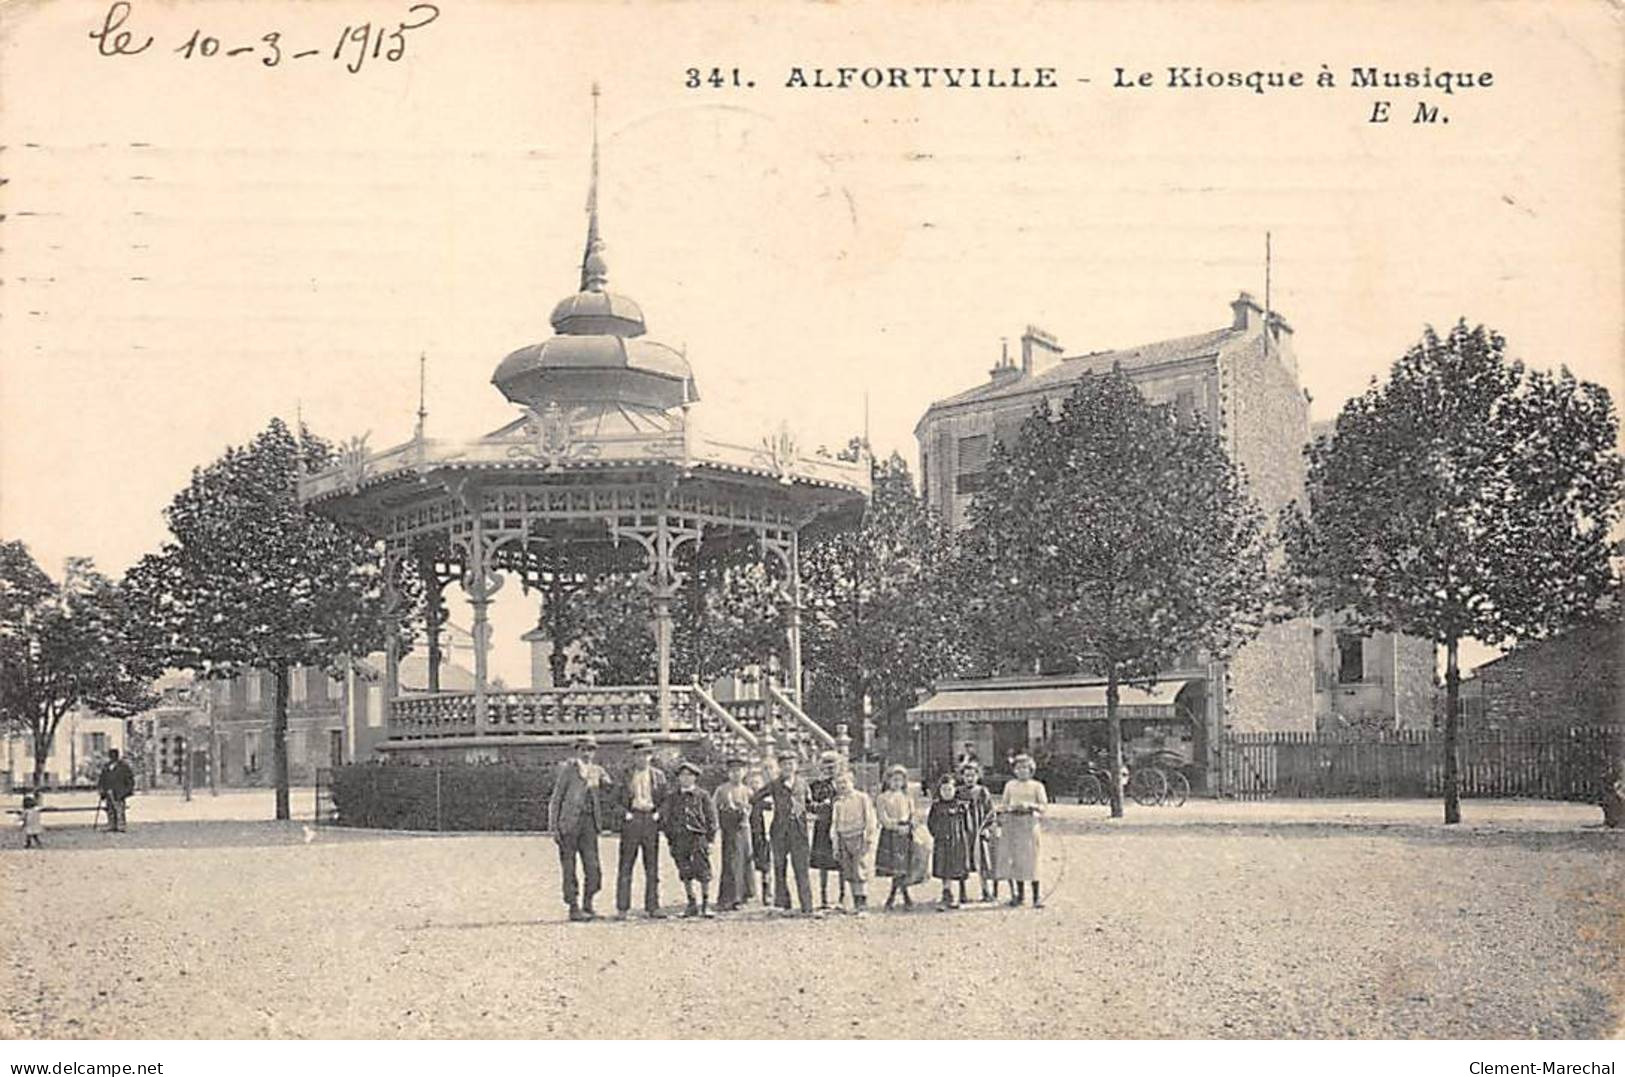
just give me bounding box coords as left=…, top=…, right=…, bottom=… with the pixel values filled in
left=580, top=82, right=608, bottom=292
left=415, top=352, right=428, bottom=440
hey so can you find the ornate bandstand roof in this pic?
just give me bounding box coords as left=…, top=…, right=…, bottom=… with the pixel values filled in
left=299, top=88, right=869, bottom=542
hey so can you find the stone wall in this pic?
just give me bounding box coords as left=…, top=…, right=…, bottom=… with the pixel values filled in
left=1471, top=622, right=1622, bottom=728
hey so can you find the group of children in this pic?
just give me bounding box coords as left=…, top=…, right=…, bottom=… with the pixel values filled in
left=919, top=754, right=1049, bottom=910
left=662, top=748, right=1048, bottom=918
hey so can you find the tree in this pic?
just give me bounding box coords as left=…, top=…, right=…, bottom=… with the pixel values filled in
left=0, top=542, right=157, bottom=789
left=539, top=547, right=790, bottom=689
left=800, top=443, right=962, bottom=749
left=1282, top=322, right=1623, bottom=823
left=958, top=368, right=1276, bottom=817
left=123, top=419, right=403, bottom=820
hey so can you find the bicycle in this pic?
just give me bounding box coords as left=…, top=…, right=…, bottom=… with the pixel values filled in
left=1074, top=761, right=1166, bottom=807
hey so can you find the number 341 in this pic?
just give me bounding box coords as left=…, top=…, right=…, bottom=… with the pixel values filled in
left=685, top=67, right=751, bottom=88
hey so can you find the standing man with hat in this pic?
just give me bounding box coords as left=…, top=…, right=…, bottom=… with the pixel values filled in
left=752, top=752, right=817, bottom=916
left=549, top=733, right=609, bottom=922
left=615, top=736, right=668, bottom=920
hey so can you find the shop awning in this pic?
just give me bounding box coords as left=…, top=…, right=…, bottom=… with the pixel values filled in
left=907, top=680, right=1190, bottom=724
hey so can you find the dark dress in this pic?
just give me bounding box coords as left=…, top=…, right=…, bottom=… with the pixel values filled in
left=808, top=775, right=839, bottom=871
left=749, top=794, right=772, bottom=873
left=927, top=797, right=973, bottom=881
left=958, top=783, right=996, bottom=875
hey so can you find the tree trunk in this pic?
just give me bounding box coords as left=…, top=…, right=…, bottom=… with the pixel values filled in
left=1106, top=667, right=1125, bottom=819
left=1442, top=637, right=1461, bottom=825
left=31, top=725, right=49, bottom=791
left=273, top=663, right=291, bottom=821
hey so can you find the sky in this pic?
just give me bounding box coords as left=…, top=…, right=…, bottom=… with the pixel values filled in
left=1, top=0, right=1619, bottom=681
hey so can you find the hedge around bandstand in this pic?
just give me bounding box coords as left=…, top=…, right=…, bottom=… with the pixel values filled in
left=330, top=764, right=564, bottom=832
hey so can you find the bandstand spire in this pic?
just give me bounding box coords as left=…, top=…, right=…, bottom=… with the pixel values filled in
left=580, top=82, right=608, bottom=293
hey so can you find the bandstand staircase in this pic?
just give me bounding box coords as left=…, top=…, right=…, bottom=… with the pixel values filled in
left=690, top=682, right=837, bottom=764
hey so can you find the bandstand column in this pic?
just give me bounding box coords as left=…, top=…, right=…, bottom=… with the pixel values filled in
left=383, top=553, right=404, bottom=735
left=466, top=517, right=492, bottom=736
left=786, top=529, right=805, bottom=706
left=654, top=590, right=674, bottom=734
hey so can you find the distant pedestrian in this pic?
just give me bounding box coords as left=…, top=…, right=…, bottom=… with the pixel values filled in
left=874, top=764, right=916, bottom=909
left=20, top=795, right=43, bottom=849
left=713, top=755, right=756, bottom=911
left=549, top=733, right=610, bottom=922
left=614, top=737, right=667, bottom=920
left=96, top=749, right=135, bottom=833
left=927, top=773, right=972, bottom=911
left=830, top=767, right=878, bottom=916
left=753, top=752, right=816, bottom=916
left=662, top=760, right=718, bottom=918
left=997, top=753, right=1049, bottom=908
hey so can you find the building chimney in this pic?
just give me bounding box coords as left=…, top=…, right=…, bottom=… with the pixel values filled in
left=989, top=337, right=1020, bottom=385
left=1230, top=291, right=1264, bottom=331
left=1020, top=325, right=1063, bottom=377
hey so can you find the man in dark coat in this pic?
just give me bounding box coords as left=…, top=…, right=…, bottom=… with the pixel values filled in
left=548, top=733, right=609, bottom=921
left=752, top=752, right=817, bottom=916
left=96, top=748, right=136, bottom=833
left=615, top=737, right=668, bottom=919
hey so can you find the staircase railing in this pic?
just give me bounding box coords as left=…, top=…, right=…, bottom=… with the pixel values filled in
left=692, top=684, right=760, bottom=751
left=767, top=684, right=836, bottom=750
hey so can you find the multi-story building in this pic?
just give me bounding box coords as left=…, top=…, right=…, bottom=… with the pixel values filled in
left=910, top=293, right=1315, bottom=783
left=207, top=624, right=476, bottom=784
left=3, top=707, right=127, bottom=790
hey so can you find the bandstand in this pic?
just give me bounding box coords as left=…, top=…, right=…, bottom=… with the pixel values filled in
left=299, top=95, right=869, bottom=767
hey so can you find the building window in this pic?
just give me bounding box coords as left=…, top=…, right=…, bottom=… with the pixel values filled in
left=244, top=731, right=261, bottom=774
left=1175, top=388, right=1197, bottom=423
left=919, top=450, right=930, bottom=500
left=288, top=729, right=306, bottom=764
left=956, top=434, right=990, bottom=495
left=246, top=673, right=261, bottom=709
left=1336, top=632, right=1365, bottom=684
left=89, top=731, right=107, bottom=758
left=290, top=667, right=306, bottom=704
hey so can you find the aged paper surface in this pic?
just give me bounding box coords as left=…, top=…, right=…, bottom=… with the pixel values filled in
left=0, top=0, right=1621, bottom=1051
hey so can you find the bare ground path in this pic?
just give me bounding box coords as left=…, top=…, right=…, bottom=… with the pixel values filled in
left=3, top=792, right=1619, bottom=1039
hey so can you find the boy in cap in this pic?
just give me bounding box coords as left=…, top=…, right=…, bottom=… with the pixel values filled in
left=712, top=755, right=756, bottom=911
left=548, top=733, right=610, bottom=921
left=615, top=737, right=668, bottom=920
left=661, top=759, right=719, bottom=918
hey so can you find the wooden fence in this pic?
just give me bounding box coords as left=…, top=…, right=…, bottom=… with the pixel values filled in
left=1218, top=726, right=1622, bottom=801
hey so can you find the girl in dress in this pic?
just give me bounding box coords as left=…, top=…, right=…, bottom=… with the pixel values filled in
left=997, top=752, right=1049, bottom=908
left=957, top=760, right=998, bottom=904
left=713, top=756, right=757, bottom=911
left=874, top=764, right=916, bottom=909
left=809, top=750, right=844, bottom=909
left=926, top=773, right=972, bottom=911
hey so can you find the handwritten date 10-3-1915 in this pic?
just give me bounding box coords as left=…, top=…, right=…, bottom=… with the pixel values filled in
left=89, top=1, right=440, bottom=74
